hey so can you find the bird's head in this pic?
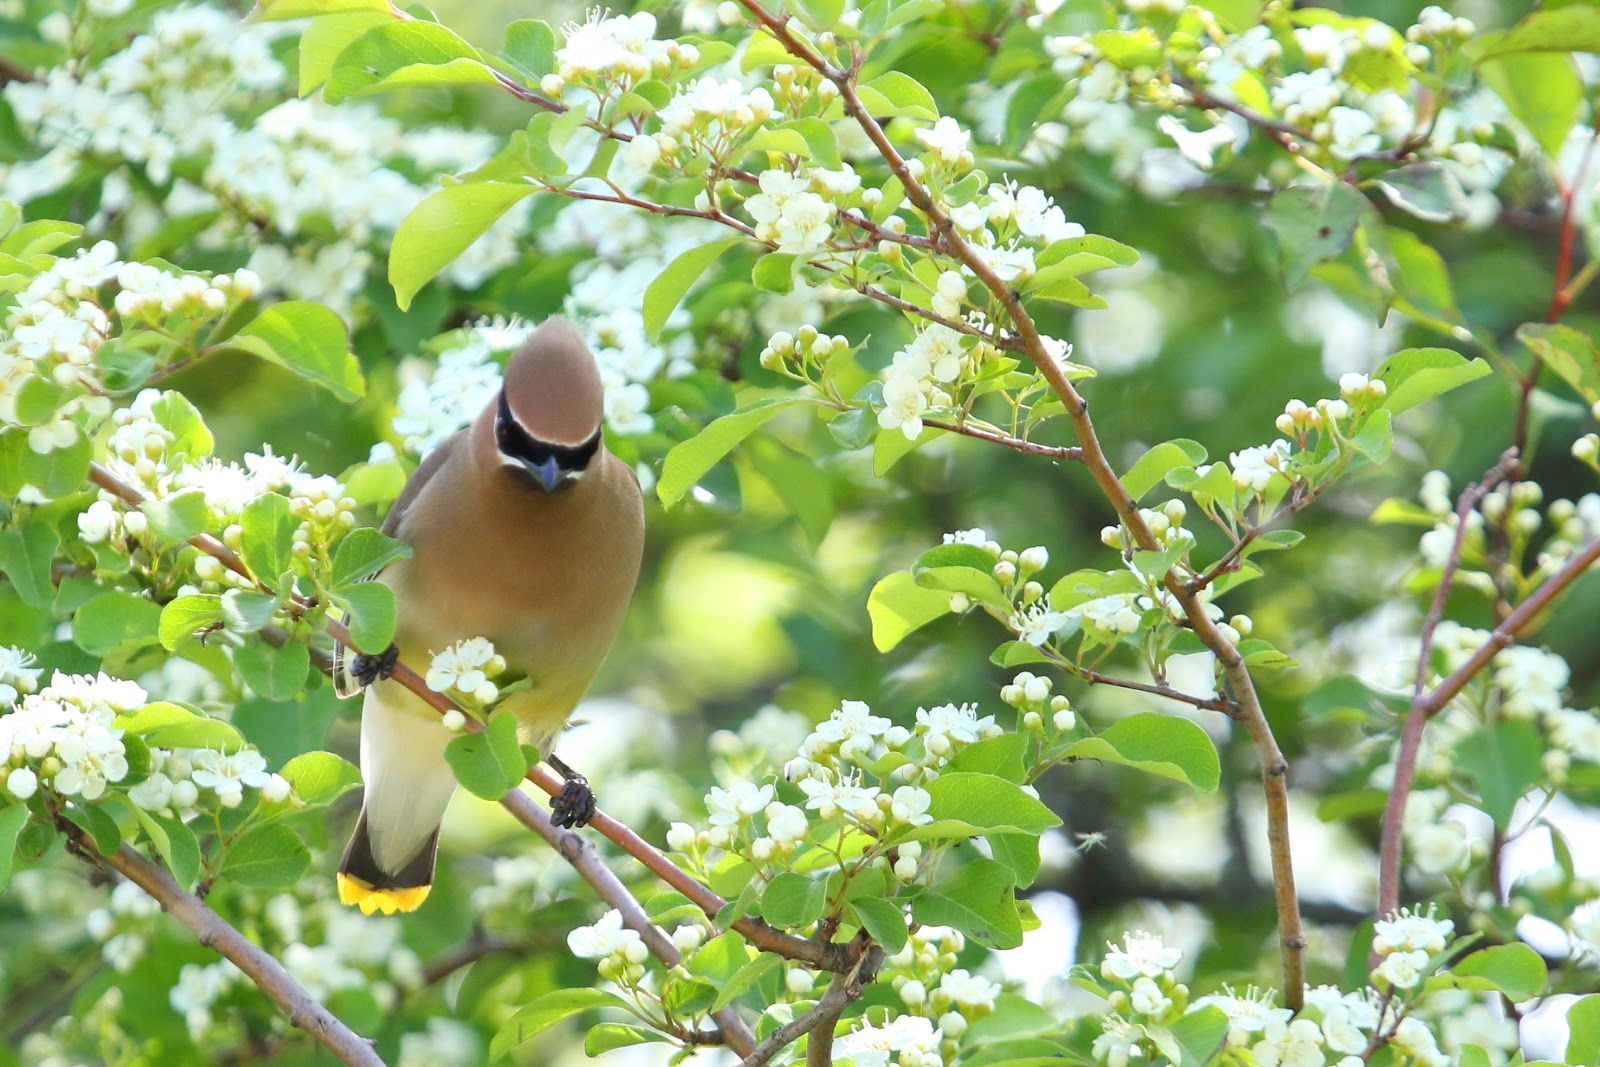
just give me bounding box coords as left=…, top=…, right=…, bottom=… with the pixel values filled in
left=494, top=318, right=605, bottom=492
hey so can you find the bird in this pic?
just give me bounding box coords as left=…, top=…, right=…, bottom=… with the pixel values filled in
left=333, top=317, right=645, bottom=916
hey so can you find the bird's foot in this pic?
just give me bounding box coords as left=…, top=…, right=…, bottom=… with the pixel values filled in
left=350, top=644, right=399, bottom=687
left=548, top=755, right=596, bottom=828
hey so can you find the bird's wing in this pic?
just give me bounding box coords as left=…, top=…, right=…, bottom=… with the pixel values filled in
left=333, top=435, right=461, bottom=697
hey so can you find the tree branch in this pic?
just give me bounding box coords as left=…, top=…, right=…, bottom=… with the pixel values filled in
left=78, top=836, right=385, bottom=1067
left=737, top=935, right=882, bottom=1067
left=1377, top=450, right=1517, bottom=922
left=733, top=0, right=1307, bottom=1007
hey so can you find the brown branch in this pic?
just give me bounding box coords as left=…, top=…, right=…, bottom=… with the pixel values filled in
left=1176, top=76, right=1309, bottom=155
left=1376, top=450, right=1517, bottom=923
left=1187, top=479, right=1323, bottom=593
left=418, top=935, right=526, bottom=988
left=1416, top=536, right=1600, bottom=719
left=734, top=0, right=1308, bottom=1007
left=0, top=55, right=35, bottom=85
left=1076, top=666, right=1232, bottom=712
left=737, top=935, right=882, bottom=1067
left=79, top=838, right=384, bottom=1067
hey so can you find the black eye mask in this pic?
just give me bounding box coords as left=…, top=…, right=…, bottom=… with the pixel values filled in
left=495, top=389, right=602, bottom=474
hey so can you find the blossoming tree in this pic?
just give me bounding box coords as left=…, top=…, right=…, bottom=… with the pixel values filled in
left=3, top=0, right=1600, bottom=1064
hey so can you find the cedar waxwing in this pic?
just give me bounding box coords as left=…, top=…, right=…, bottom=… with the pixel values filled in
left=334, top=318, right=645, bottom=916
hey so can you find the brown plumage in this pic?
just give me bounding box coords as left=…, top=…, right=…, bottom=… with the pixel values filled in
left=337, top=318, right=645, bottom=915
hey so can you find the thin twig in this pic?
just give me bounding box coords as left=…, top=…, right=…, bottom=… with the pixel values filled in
left=738, top=936, right=881, bottom=1067
left=1376, top=450, right=1517, bottom=923
left=1417, top=537, right=1600, bottom=719
left=81, top=837, right=385, bottom=1067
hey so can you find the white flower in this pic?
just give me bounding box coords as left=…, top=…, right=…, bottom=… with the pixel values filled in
left=43, top=670, right=146, bottom=714
left=908, top=323, right=967, bottom=383
left=1251, top=1017, right=1328, bottom=1067
left=797, top=775, right=882, bottom=822
left=6, top=766, right=38, bottom=799
left=836, top=1015, right=942, bottom=1067
left=914, top=116, right=972, bottom=164
left=916, top=702, right=997, bottom=758
left=889, top=785, right=932, bottom=826
left=1196, top=985, right=1292, bottom=1047
left=1374, top=948, right=1429, bottom=988
left=1012, top=597, right=1069, bottom=646
left=127, top=771, right=174, bottom=811
left=1130, top=975, right=1172, bottom=1016
left=878, top=375, right=928, bottom=440
left=705, top=781, right=775, bottom=827
left=1101, top=930, right=1182, bottom=981
left=0, top=647, right=42, bottom=705
left=939, top=968, right=1000, bottom=1010
left=1230, top=440, right=1294, bottom=493
left=765, top=802, right=808, bottom=845
left=1372, top=904, right=1454, bottom=955
left=190, top=748, right=270, bottom=807
left=567, top=908, right=645, bottom=960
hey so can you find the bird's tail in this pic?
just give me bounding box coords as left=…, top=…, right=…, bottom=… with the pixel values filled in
left=337, top=688, right=458, bottom=915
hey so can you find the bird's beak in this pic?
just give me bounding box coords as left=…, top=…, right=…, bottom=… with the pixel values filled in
left=521, top=454, right=564, bottom=492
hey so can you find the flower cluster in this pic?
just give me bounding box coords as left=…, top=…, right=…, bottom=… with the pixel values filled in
left=540, top=11, right=699, bottom=99
left=0, top=667, right=288, bottom=812
left=1371, top=904, right=1453, bottom=991
left=566, top=907, right=650, bottom=983
left=426, top=637, right=508, bottom=711
left=3, top=6, right=520, bottom=317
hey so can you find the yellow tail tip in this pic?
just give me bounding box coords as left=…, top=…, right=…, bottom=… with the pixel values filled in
left=336, top=872, right=431, bottom=915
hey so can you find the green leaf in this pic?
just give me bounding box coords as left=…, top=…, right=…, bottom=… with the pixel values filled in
left=911, top=772, right=1063, bottom=840
left=240, top=493, right=295, bottom=581
left=73, top=591, right=162, bottom=656
left=1063, top=713, right=1221, bottom=791
left=490, top=988, right=633, bottom=1062
left=945, top=734, right=1029, bottom=783
left=219, top=822, right=311, bottom=888
left=18, top=431, right=92, bottom=498
left=444, top=714, right=527, bottom=800
left=335, top=582, right=397, bottom=653
left=140, top=490, right=214, bottom=543
left=1477, top=6, right=1600, bottom=59
left=1517, top=322, right=1600, bottom=405
left=1479, top=53, right=1581, bottom=161
left=391, top=183, right=537, bottom=311
left=851, top=897, right=909, bottom=954
left=250, top=0, right=389, bottom=18
left=990, top=641, right=1054, bottom=668
left=789, top=0, right=845, bottom=31
left=1456, top=720, right=1544, bottom=828
left=13, top=376, right=70, bottom=425
left=332, top=527, right=412, bottom=588
left=866, top=570, right=953, bottom=652
left=1447, top=943, right=1547, bottom=1001
left=323, top=20, right=485, bottom=103
left=117, top=701, right=245, bottom=752
left=584, top=1024, right=669, bottom=1056
left=63, top=803, right=121, bottom=857
left=1264, top=181, right=1364, bottom=285
left=762, top=872, right=828, bottom=928
left=503, top=19, right=556, bottom=79
left=873, top=422, right=943, bottom=476
left=159, top=594, right=223, bottom=650
left=710, top=953, right=783, bottom=1011
left=656, top=396, right=809, bottom=507
left=1121, top=439, right=1207, bottom=501
left=912, top=859, right=1023, bottom=949
left=298, top=10, right=390, bottom=95
left=220, top=589, right=278, bottom=634
left=1376, top=347, right=1493, bottom=415
left=857, top=71, right=938, bottom=120
left=126, top=806, right=201, bottom=889
left=0, top=803, right=30, bottom=892
left=272, top=750, right=362, bottom=809
left=0, top=523, right=60, bottom=608
left=751, top=251, right=798, bottom=294
left=643, top=237, right=746, bottom=343
left=228, top=303, right=364, bottom=402
left=234, top=641, right=310, bottom=701
left=912, top=547, right=1009, bottom=611
left=1370, top=164, right=1468, bottom=224
left=1568, top=994, right=1600, bottom=1065
left=1169, top=1005, right=1230, bottom=1067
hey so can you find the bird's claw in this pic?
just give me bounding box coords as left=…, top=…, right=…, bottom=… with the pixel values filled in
left=350, top=644, right=399, bottom=687
left=551, top=774, right=596, bottom=828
